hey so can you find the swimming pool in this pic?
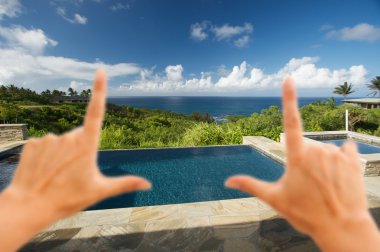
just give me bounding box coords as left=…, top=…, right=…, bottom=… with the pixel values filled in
left=0, top=145, right=284, bottom=210
left=321, top=139, right=380, bottom=154
left=93, top=145, right=284, bottom=210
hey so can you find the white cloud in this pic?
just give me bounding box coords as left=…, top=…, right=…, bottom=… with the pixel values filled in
left=69, top=80, right=91, bottom=91
left=165, top=65, right=183, bottom=81
left=212, top=22, right=253, bottom=40
left=190, top=22, right=208, bottom=41
left=117, top=57, right=368, bottom=95
left=56, top=7, right=87, bottom=24
left=110, top=2, right=130, bottom=11
left=0, top=25, right=58, bottom=54
left=190, top=21, right=253, bottom=47
left=73, top=13, right=87, bottom=24
left=233, top=35, right=250, bottom=48
left=0, top=0, right=21, bottom=20
left=0, top=48, right=142, bottom=90
left=326, top=23, right=380, bottom=42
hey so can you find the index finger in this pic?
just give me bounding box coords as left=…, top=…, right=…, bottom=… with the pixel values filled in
left=84, top=69, right=107, bottom=144
left=282, top=77, right=304, bottom=160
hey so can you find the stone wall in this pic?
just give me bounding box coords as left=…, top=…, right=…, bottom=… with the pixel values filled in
left=364, top=160, right=380, bottom=176
left=0, top=124, right=28, bottom=142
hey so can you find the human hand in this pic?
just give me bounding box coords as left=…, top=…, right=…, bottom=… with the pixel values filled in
left=3, top=70, right=151, bottom=224
left=226, top=78, right=380, bottom=251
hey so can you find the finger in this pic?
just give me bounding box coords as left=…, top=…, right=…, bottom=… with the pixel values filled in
left=225, top=175, right=277, bottom=204
left=341, top=139, right=359, bottom=157
left=282, top=77, right=304, bottom=160
left=84, top=69, right=107, bottom=145
left=98, top=175, right=151, bottom=199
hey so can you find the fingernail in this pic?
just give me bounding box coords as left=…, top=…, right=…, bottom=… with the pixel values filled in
left=136, top=181, right=152, bottom=191
left=225, top=180, right=239, bottom=189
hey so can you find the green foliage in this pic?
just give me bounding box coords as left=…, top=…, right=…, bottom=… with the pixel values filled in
left=28, top=126, right=47, bottom=137
left=190, top=112, right=215, bottom=123
left=333, top=82, right=354, bottom=98
left=2, top=90, right=380, bottom=149
left=0, top=85, right=48, bottom=104
left=224, top=115, right=245, bottom=122
left=367, top=76, right=380, bottom=97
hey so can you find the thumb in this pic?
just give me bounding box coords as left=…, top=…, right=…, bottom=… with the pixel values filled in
left=99, top=175, right=151, bottom=198
left=225, top=175, right=277, bottom=204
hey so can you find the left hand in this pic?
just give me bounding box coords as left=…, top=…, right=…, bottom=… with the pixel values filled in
left=4, top=70, right=151, bottom=222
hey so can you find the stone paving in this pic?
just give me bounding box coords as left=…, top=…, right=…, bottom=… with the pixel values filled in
left=20, top=176, right=380, bottom=252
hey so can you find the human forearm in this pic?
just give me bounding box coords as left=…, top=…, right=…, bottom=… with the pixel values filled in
left=0, top=188, right=56, bottom=252
left=312, top=212, right=380, bottom=252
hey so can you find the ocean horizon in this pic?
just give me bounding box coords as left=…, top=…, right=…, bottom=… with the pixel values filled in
left=108, top=96, right=346, bottom=121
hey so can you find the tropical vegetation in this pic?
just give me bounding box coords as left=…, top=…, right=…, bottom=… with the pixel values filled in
left=1, top=84, right=380, bottom=149
left=367, top=76, right=380, bottom=97
left=333, top=82, right=354, bottom=98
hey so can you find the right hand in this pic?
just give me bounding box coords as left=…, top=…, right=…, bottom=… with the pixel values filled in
left=226, top=78, right=379, bottom=251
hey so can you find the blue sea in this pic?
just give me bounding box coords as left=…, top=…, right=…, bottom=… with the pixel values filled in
left=108, top=96, right=343, bottom=121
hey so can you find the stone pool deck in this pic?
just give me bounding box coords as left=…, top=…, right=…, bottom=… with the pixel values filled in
left=21, top=176, right=380, bottom=252
left=0, top=140, right=26, bottom=159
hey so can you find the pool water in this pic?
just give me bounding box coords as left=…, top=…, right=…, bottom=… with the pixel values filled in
left=0, top=154, right=18, bottom=191
left=92, top=145, right=284, bottom=210
left=321, top=139, right=380, bottom=154
left=0, top=146, right=284, bottom=210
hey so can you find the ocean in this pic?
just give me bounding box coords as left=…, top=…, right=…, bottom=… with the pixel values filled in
left=107, top=96, right=344, bottom=122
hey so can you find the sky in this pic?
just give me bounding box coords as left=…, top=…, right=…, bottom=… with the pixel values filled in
left=0, top=0, right=379, bottom=97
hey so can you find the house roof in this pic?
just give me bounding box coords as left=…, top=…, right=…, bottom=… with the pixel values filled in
left=343, top=98, right=380, bottom=104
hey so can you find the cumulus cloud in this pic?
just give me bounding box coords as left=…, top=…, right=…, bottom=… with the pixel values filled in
left=165, top=65, right=183, bottom=81
left=0, top=48, right=142, bottom=90
left=190, top=22, right=208, bottom=41
left=189, top=21, right=253, bottom=48
left=0, top=0, right=21, bottom=20
left=0, top=25, right=58, bottom=54
left=233, top=35, right=250, bottom=48
left=325, top=23, right=380, bottom=42
left=117, top=57, right=368, bottom=95
left=69, top=80, right=91, bottom=91
left=73, top=13, right=87, bottom=24
left=212, top=22, right=253, bottom=41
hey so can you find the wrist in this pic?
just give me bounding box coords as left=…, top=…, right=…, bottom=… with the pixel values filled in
left=0, top=186, right=57, bottom=231
left=0, top=187, right=58, bottom=251
left=312, top=212, right=380, bottom=252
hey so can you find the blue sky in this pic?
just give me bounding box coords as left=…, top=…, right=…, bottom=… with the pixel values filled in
left=0, top=0, right=379, bottom=96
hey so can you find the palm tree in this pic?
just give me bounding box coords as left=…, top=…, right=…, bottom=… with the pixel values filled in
left=333, top=82, right=354, bottom=98
left=367, top=76, right=380, bottom=97
left=68, top=87, right=77, bottom=96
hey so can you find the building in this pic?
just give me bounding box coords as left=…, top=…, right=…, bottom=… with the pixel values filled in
left=52, top=96, right=89, bottom=103
left=343, top=98, right=380, bottom=109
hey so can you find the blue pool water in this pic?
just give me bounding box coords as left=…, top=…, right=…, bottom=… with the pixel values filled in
left=91, top=145, right=284, bottom=210
left=0, top=146, right=284, bottom=210
left=322, top=139, right=380, bottom=154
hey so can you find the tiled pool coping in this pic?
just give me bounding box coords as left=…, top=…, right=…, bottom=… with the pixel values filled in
left=0, top=140, right=26, bottom=159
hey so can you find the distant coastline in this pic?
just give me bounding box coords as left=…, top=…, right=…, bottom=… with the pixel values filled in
left=108, top=96, right=346, bottom=121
